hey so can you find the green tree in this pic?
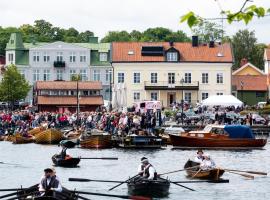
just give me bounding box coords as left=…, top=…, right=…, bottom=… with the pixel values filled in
left=141, top=27, right=172, bottom=42
left=0, top=65, right=31, bottom=109
left=164, top=30, right=191, bottom=42
left=78, top=31, right=94, bottom=42
left=101, top=31, right=131, bottom=42
left=130, top=30, right=142, bottom=41
left=231, top=29, right=265, bottom=70
left=33, top=19, right=54, bottom=42
left=71, top=74, right=81, bottom=81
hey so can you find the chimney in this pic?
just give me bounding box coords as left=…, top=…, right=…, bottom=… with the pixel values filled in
left=240, top=58, right=248, bottom=67
left=209, top=41, right=215, bottom=48
left=192, top=36, right=198, bottom=47
left=169, top=41, right=174, bottom=47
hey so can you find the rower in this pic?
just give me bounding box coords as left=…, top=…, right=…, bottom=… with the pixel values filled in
left=39, top=168, right=62, bottom=197
left=200, top=153, right=216, bottom=170
left=58, top=141, right=71, bottom=160
left=137, top=157, right=157, bottom=180
left=194, top=149, right=204, bottom=163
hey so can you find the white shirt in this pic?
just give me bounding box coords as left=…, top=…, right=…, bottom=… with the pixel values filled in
left=194, top=156, right=204, bottom=163
left=200, top=159, right=216, bottom=170
left=137, top=164, right=156, bottom=180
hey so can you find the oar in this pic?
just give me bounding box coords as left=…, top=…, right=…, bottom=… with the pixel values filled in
left=173, top=179, right=229, bottom=183
left=0, top=188, right=28, bottom=192
left=170, top=181, right=195, bottom=191
left=191, top=169, right=202, bottom=179
left=0, top=162, right=20, bottom=166
left=159, top=165, right=200, bottom=176
left=79, top=157, right=118, bottom=160
left=108, top=174, right=140, bottom=191
left=69, top=178, right=122, bottom=183
left=224, top=169, right=267, bottom=176
left=0, top=184, right=38, bottom=199
left=225, top=170, right=254, bottom=179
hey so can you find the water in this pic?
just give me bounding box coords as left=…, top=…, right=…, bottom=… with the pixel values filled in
left=0, top=141, right=270, bottom=200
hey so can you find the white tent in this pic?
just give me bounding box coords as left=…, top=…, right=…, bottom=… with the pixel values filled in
left=202, top=95, right=243, bottom=107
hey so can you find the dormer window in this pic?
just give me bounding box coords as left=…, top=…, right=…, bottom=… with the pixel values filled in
left=166, top=52, right=178, bottom=62
left=99, top=53, right=108, bottom=61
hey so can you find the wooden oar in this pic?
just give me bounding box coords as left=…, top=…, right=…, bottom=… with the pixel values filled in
left=170, top=181, right=195, bottom=191
left=69, top=178, right=122, bottom=183
left=0, top=184, right=38, bottom=199
left=225, top=170, right=254, bottom=179
left=224, top=169, right=267, bottom=176
left=79, top=157, right=118, bottom=160
left=191, top=169, right=202, bottom=179
left=159, top=165, right=200, bottom=176
left=173, top=179, right=229, bottom=183
left=0, top=188, right=28, bottom=192
left=0, top=162, right=20, bottom=166
left=108, top=174, right=140, bottom=191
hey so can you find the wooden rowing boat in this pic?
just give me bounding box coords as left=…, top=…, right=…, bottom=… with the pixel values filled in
left=184, top=160, right=224, bottom=180
left=127, top=177, right=170, bottom=197
left=169, top=125, right=267, bottom=149
left=80, top=130, right=112, bottom=148
left=28, top=127, right=46, bottom=136
left=12, top=134, right=35, bottom=144
left=118, top=135, right=164, bottom=148
left=35, top=129, right=63, bottom=144
left=52, top=154, right=80, bottom=168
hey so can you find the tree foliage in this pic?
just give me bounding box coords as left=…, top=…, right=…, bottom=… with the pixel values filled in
left=231, top=29, right=265, bottom=70
left=0, top=65, right=31, bottom=107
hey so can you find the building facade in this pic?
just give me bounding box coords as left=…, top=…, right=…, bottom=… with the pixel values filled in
left=5, top=32, right=111, bottom=104
left=111, top=40, right=233, bottom=108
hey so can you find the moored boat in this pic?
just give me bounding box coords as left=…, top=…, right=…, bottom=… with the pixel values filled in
left=52, top=154, right=80, bottom=168
left=127, top=177, right=170, bottom=197
left=169, top=125, right=267, bottom=149
left=12, top=134, right=35, bottom=144
left=118, top=135, right=164, bottom=148
left=28, top=126, right=46, bottom=136
left=184, top=160, right=224, bottom=180
left=80, top=129, right=112, bottom=148
left=35, top=129, right=63, bottom=144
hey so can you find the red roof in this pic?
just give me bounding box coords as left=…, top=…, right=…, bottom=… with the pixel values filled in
left=232, top=75, right=267, bottom=91
left=37, top=96, right=103, bottom=105
left=112, top=42, right=233, bottom=62
left=36, top=81, right=102, bottom=90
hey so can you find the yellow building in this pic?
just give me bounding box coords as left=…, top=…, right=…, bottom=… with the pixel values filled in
left=111, top=39, right=233, bottom=108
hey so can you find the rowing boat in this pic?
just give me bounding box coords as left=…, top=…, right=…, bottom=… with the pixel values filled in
left=127, top=177, right=170, bottom=197
left=12, top=134, right=35, bottom=144
left=184, top=160, right=224, bottom=180
left=35, top=129, right=63, bottom=144
left=80, top=130, right=111, bottom=148
left=28, top=127, right=46, bottom=136
left=52, top=154, right=80, bottom=168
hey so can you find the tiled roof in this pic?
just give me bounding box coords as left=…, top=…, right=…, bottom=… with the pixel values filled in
left=36, top=81, right=102, bottom=90
left=37, top=96, right=103, bottom=105
left=232, top=75, right=267, bottom=91
left=265, top=49, right=270, bottom=61
left=112, top=42, right=233, bottom=62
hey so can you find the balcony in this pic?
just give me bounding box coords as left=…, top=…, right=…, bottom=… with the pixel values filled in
left=53, top=61, right=65, bottom=68
left=144, top=81, right=199, bottom=90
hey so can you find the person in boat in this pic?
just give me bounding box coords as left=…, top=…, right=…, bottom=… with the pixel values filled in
left=58, top=141, right=71, bottom=160
left=137, top=157, right=157, bottom=180
left=200, top=153, right=216, bottom=170
left=194, top=149, right=204, bottom=163
left=39, top=168, right=62, bottom=197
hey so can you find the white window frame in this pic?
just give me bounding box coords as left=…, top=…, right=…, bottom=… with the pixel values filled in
left=150, top=92, right=158, bottom=101
left=202, top=92, right=209, bottom=100
left=184, top=92, right=192, bottom=103
left=216, top=73, right=224, bottom=84
left=133, top=92, right=141, bottom=102
left=93, top=69, right=101, bottom=81
left=167, top=52, right=178, bottom=61
left=99, top=52, right=108, bottom=62
left=44, top=52, right=50, bottom=62
left=80, top=52, right=86, bottom=62
left=185, top=72, right=192, bottom=83
left=56, top=69, right=63, bottom=80
left=69, top=69, right=76, bottom=80
left=43, top=69, right=50, bottom=81
left=8, top=53, right=14, bottom=62
left=80, top=69, right=87, bottom=81
left=202, top=73, right=209, bottom=84
left=33, top=69, right=40, bottom=81
left=133, top=72, right=140, bottom=84
left=151, top=73, right=158, bottom=84
left=118, top=72, right=124, bottom=83
left=168, top=73, right=175, bottom=84
left=33, top=52, right=40, bottom=62
left=106, top=69, right=112, bottom=82
left=57, top=52, right=63, bottom=62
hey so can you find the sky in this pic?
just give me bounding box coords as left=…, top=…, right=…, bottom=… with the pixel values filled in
left=0, top=0, right=270, bottom=43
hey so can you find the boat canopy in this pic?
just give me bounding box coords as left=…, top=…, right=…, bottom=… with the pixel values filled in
left=224, top=125, right=254, bottom=139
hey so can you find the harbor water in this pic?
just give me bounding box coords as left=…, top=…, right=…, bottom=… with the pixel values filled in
left=0, top=141, right=270, bottom=200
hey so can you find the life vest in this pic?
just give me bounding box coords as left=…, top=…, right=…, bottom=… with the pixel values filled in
left=140, top=164, right=157, bottom=180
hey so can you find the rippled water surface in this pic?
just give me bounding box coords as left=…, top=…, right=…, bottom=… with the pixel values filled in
left=0, top=140, right=270, bottom=200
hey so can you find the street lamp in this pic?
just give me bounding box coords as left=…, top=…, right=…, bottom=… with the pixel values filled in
left=76, top=74, right=80, bottom=127
left=240, top=81, right=244, bottom=103
left=109, top=69, right=112, bottom=111
left=180, top=78, right=185, bottom=125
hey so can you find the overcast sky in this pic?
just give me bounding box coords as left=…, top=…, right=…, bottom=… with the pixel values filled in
left=0, top=0, right=269, bottom=43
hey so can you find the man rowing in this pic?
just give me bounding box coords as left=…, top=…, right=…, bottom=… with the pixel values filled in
left=194, top=149, right=204, bottom=163
left=58, top=141, right=72, bottom=160
left=39, top=168, right=62, bottom=197
left=137, top=157, right=157, bottom=180
left=200, top=153, right=216, bottom=170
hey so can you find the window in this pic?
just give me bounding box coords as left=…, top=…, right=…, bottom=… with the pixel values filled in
left=99, top=53, right=108, bottom=61
left=56, top=69, right=63, bottom=80
left=83, top=91, right=89, bottom=96
left=167, top=52, right=178, bottom=61
left=217, top=92, right=223, bottom=95
left=133, top=72, right=140, bottom=83
left=151, top=92, right=158, bottom=101
left=256, top=92, right=264, bottom=98
left=217, top=73, right=223, bottom=84
left=93, top=69, right=100, bottom=81
left=8, top=53, right=14, bottom=62
left=80, top=69, right=87, bottom=81
left=133, top=92, right=140, bottom=101
left=168, top=73, right=175, bottom=84
left=151, top=73, right=157, bottom=83
left=202, top=92, right=209, bottom=100
left=70, top=69, right=76, bottom=80
left=70, top=52, right=76, bottom=62
left=33, top=52, right=40, bottom=62
left=19, top=69, right=25, bottom=79
left=33, top=69, right=40, bottom=81
left=185, top=92, right=192, bottom=103
left=80, top=53, right=86, bottom=62
left=202, top=73, right=208, bottom=84
left=44, top=52, right=50, bottom=62
left=185, top=73, right=191, bottom=83
left=118, top=73, right=124, bottom=83
left=106, top=70, right=112, bottom=82
left=57, top=52, right=63, bottom=61
left=43, top=69, right=50, bottom=81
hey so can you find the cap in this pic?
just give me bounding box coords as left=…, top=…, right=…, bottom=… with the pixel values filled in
left=141, top=157, right=149, bottom=163
left=197, top=149, right=204, bottom=154
left=44, top=168, right=53, bottom=173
